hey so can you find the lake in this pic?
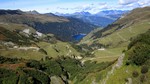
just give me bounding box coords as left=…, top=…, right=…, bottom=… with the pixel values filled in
left=72, top=34, right=86, bottom=40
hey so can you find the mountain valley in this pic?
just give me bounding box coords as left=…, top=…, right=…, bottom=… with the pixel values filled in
left=0, top=6, right=150, bottom=84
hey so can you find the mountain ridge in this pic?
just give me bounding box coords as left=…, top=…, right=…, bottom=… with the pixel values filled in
left=0, top=9, right=97, bottom=41
left=54, top=10, right=128, bottom=27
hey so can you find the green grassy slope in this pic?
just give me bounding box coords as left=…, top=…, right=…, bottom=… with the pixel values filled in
left=79, top=28, right=102, bottom=45
left=80, top=7, right=150, bottom=48
left=70, top=7, right=150, bottom=84
left=0, top=23, right=81, bottom=60
left=37, top=41, right=81, bottom=58
left=0, top=22, right=36, bottom=32
left=106, top=29, right=150, bottom=84
left=0, top=24, right=45, bottom=60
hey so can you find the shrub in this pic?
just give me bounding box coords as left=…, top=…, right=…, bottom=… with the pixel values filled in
left=128, top=43, right=150, bottom=65
left=125, top=60, right=131, bottom=66
left=23, top=69, right=50, bottom=84
left=19, top=74, right=30, bottom=84
left=127, top=30, right=150, bottom=65
left=132, top=70, right=139, bottom=77
left=140, top=75, right=146, bottom=82
left=141, top=65, right=149, bottom=74
left=0, top=56, right=19, bottom=64
left=124, top=78, right=128, bottom=82
left=122, top=49, right=126, bottom=53
left=0, top=68, right=19, bottom=84
left=26, top=60, right=42, bottom=69
left=44, top=60, right=62, bottom=76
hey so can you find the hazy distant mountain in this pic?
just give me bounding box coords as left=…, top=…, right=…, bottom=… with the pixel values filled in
left=55, top=10, right=128, bottom=27
left=72, top=11, right=92, bottom=16
left=26, top=10, right=40, bottom=14
left=45, top=13, right=59, bottom=17
left=95, top=10, right=128, bottom=16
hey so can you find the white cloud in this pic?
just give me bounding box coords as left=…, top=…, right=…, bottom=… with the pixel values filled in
left=55, top=2, right=109, bottom=14
left=118, top=0, right=150, bottom=10
left=119, top=0, right=150, bottom=6
left=1, top=0, right=149, bottom=14
left=138, top=0, right=150, bottom=7
left=119, top=0, right=139, bottom=5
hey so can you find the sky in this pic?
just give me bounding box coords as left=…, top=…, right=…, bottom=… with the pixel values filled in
left=0, top=0, right=150, bottom=14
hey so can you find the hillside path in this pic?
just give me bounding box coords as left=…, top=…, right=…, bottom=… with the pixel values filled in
left=102, top=53, right=125, bottom=84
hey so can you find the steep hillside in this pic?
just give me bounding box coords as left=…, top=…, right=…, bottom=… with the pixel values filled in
left=0, top=55, right=115, bottom=84
left=0, top=22, right=113, bottom=84
left=80, top=7, right=150, bottom=48
left=0, top=23, right=81, bottom=60
left=105, top=29, right=150, bottom=84
left=0, top=23, right=37, bottom=45
left=34, top=17, right=97, bottom=41
left=0, top=10, right=97, bottom=41
left=0, top=7, right=150, bottom=84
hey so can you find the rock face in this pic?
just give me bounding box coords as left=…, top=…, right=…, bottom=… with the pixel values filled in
left=50, top=76, right=65, bottom=84
left=36, top=31, right=43, bottom=37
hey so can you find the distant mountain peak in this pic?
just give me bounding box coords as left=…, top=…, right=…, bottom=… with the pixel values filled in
left=73, top=11, right=91, bottom=16
left=45, top=12, right=58, bottom=17
left=54, top=11, right=92, bottom=16
left=95, top=10, right=129, bottom=16
left=53, top=10, right=128, bottom=27
left=26, top=10, right=40, bottom=14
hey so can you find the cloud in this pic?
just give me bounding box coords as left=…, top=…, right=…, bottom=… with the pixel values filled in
left=119, top=0, right=150, bottom=6
left=118, top=0, right=150, bottom=10
left=1, top=0, right=149, bottom=14
left=55, top=2, right=109, bottom=14
left=119, top=0, right=139, bottom=5
left=138, top=0, right=150, bottom=7
left=56, top=0, right=150, bottom=13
